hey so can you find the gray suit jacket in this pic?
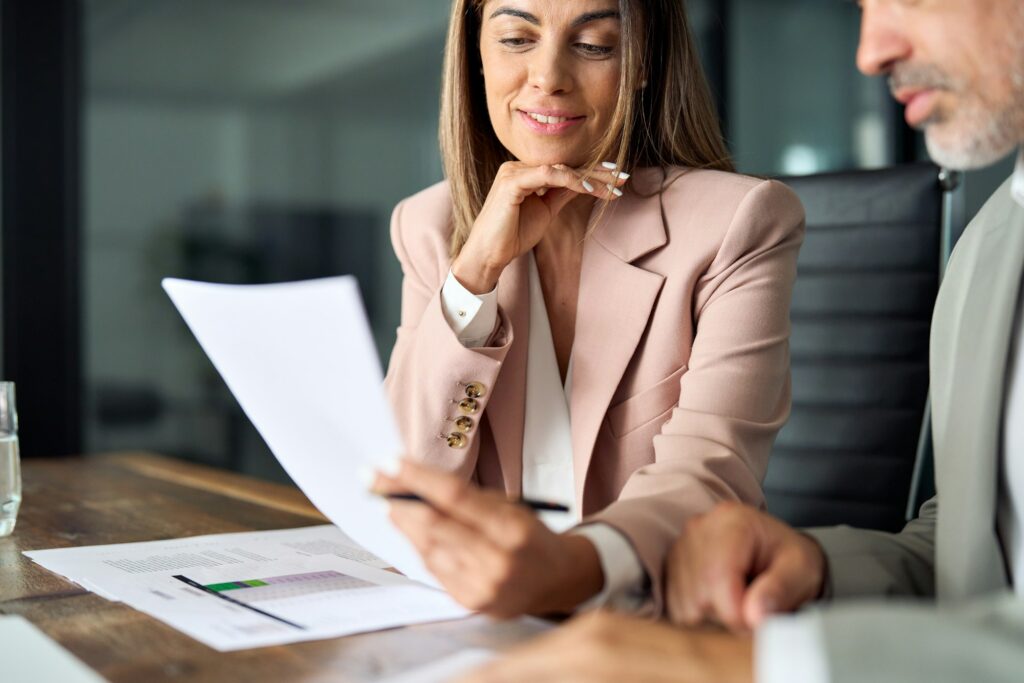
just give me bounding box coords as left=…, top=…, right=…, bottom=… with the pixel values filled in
left=802, top=176, right=1024, bottom=682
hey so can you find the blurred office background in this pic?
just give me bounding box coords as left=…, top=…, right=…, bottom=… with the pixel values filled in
left=0, top=0, right=1015, bottom=480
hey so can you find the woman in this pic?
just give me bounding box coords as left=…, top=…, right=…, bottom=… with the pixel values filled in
left=378, top=0, right=805, bottom=617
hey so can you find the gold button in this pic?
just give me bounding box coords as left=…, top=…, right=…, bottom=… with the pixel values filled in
left=465, top=382, right=487, bottom=399
left=458, top=398, right=479, bottom=415
left=454, top=416, right=474, bottom=433
left=447, top=432, right=467, bottom=449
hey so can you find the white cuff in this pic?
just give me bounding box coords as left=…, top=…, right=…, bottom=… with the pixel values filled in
left=441, top=269, right=499, bottom=348
left=755, top=613, right=830, bottom=683
left=572, top=523, right=647, bottom=613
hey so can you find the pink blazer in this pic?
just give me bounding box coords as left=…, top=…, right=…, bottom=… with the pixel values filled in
left=384, top=167, right=805, bottom=605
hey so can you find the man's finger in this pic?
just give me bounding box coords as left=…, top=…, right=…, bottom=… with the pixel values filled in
left=702, top=521, right=759, bottom=630
left=741, top=546, right=818, bottom=627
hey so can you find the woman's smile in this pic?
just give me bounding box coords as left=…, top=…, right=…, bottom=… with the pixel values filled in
left=517, top=108, right=587, bottom=135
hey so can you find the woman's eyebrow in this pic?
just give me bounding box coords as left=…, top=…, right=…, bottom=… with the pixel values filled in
left=487, top=8, right=620, bottom=27
left=570, top=10, right=620, bottom=27
left=489, top=7, right=540, bottom=25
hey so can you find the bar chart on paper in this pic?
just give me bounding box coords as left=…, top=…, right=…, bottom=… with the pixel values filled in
left=25, top=527, right=469, bottom=650
left=171, top=567, right=454, bottom=637
left=203, top=570, right=376, bottom=600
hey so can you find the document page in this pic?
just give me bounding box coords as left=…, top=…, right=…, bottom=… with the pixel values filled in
left=0, top=616, right=107, bottom=683
left=161, top=277, right=435, bottom=586
left=25, top=526, right=468, bottom=651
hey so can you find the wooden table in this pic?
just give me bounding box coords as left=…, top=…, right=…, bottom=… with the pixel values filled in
left=0, top=453, right=546, bottom=682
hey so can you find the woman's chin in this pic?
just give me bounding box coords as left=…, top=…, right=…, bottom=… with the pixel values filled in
left=507, top=142, right=591, bottom=169
left=514, top=152, right=588, bottom=168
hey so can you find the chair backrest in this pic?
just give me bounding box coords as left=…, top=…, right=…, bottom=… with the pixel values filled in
left=764, top=163, right=943, bottom=532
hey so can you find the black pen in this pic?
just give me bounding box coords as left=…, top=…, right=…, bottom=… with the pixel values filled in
left=382, top=492, right=570, bottom=513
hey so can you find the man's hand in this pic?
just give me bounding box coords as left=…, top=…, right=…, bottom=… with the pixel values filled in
left=457, top=612, right=753, bottom=683
left=376, top=460, right=604, bottom=618
left=666, top=502, right=827, bottom=631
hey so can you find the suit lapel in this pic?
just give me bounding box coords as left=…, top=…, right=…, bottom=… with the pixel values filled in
left=569, top=172, right=668, bottom=509
left=936, top=187, right=1024, bottom=597
left=488, top=254, right=529, bottom=496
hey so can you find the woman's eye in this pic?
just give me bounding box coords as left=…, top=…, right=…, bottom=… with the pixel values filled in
left=574, top=43, right=614, bottom=57
left=499, top=38, right=531, bottom=48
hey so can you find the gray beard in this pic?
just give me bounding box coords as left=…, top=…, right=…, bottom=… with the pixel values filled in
left=926, top=16, right=1024, bottom=170
left=925, top=109, right=1021, bottom=170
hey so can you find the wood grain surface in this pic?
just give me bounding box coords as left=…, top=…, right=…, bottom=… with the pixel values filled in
left=0, top=453, right=546, bottom=682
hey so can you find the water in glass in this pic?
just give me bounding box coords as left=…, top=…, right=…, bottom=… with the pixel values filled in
left=0, top=382, right=19, bottom=536
left=0, top=434, right=20, bottom=536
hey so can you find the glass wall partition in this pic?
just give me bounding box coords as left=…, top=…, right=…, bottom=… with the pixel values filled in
left=81, top=0, right=1013, bottom=479
left=83, top=0, right=452, bottom=477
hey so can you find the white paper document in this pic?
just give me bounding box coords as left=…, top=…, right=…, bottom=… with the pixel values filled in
left=0, top=616, right=107, bottom=683
left=161, top=276, right=436, bottom=586
left=25, top=526, right=468, bottom=652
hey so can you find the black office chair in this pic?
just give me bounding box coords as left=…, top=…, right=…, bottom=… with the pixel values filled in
left=763, top=163, right=962, bottom=532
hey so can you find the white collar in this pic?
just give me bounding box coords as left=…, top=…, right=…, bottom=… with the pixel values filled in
left=1013, top=148, right=1024, bottom=208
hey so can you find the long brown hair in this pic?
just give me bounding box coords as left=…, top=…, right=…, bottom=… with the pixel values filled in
left=440, top=0, right=734, bottom=257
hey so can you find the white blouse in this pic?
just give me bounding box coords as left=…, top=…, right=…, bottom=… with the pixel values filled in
left=441, top=252, right=645, bottom=609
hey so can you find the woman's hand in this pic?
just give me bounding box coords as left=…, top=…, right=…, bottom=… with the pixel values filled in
left=452, top=162, right=627, bottom=294
left=376, top=460, right=604, bottom=618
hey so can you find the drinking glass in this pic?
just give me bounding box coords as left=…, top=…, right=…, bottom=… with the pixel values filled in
left=0, top=382, right=21, bottom=537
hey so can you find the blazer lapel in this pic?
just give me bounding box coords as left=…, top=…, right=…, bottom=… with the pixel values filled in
left=488, top=254, right=529, bottom=496
left=570, top=172, right=668, bottom=510
left=936, top=189, right=1024, bottom=597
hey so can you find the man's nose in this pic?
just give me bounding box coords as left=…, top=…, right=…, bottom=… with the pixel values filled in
left=856, top=2, right=912, bottom=76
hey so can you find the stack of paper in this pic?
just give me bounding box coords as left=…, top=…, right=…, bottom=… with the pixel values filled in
left=26, top=526, right=467, bottom=651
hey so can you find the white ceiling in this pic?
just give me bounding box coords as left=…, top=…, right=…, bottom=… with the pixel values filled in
left=85, top=0, right=453, bottom=101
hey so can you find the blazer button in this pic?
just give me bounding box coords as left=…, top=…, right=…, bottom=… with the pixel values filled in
left=447, top=432, right=467, bottom=449
left=458, top=398, right=479, bottom=415
left=454, top=416, right=474, bottom=433
left=465, top=382, right=487, bottom=399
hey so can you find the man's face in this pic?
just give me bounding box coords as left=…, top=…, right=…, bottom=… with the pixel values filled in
left=857, top=0, right=1024, bottom=170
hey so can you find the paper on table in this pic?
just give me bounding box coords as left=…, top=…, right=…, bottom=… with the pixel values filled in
left=0, top=616, right=107, bottom=683
left=25, top=526, right=468, bottom=651
left=162, top=277, right=434, bottom=586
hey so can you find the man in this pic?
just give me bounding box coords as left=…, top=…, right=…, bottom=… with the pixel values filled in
left=461, top=0, right=1024, bottom=680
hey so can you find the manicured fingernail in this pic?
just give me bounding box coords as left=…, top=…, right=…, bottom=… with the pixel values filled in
left=607, top=184, right=623, bottom=197
left=614, top=171, right=631, bottom=180
left=582, top=179, right=595, bottom=193
left=379, top=455, right=402, bottom=477
left=601, top=161, right=618, bottom=170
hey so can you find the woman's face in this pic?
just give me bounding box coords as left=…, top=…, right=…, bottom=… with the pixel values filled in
left=479, top=0, right=623, bottom=168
